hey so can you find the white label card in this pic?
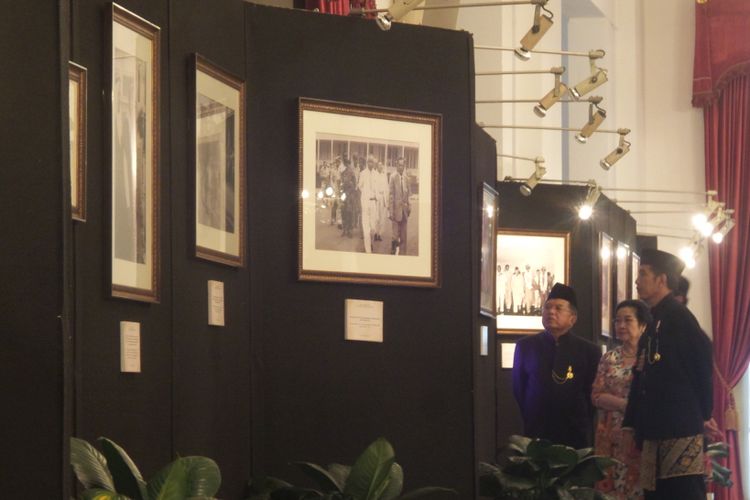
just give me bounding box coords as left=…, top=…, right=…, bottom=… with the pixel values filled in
left=208, top=280, right=225, bottom=327
left=480, top=326, right=489, bottom=356
left=120, top=321, right=141, bottom=373
left=345, top=299, right=383, bottom=343
left=501, top=342, right=516, bottom=369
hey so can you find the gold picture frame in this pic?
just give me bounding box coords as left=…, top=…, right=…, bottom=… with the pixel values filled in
left=69, top=61, right=87, bottom=222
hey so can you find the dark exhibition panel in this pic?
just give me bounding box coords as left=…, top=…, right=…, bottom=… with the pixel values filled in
left=493, top=182, right=636, bottom=451
left=2, top=0, right=641, bottom=496
left=0, top=1, right=69, bottom=493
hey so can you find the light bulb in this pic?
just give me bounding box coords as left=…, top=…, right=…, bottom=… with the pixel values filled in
left=301, top=189, right=310, bottom=199
left=712, top=232, right=724, bottom=244
left=578, top=204, right=593, bottom=220
left=692, top=213, right=708, bottom=229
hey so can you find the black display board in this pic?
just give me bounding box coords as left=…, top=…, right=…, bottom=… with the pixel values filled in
left=493, top=181, right=636, bottom=454
left=245, top=4, right=481, bottom=496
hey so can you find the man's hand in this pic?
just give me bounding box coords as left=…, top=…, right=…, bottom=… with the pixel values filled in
left=704, top=418, right=723, bottom=442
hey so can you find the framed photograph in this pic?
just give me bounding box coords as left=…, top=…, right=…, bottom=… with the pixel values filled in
left=298, top=98, right=441, bottom=287
left=480, top=183, right=498, bottom=317
left=600, top=233, right=614, bottom=337
left=69, top=62, right=87, bottom=222
left=193, top=54, right=245, bottom=267
left=109, top=3, right=160, bottom=302
left=616, top=242, right=630, bottom=305
left=496, top=229, right=570, bottom=334
left=631, top=252, right=640, bottom=300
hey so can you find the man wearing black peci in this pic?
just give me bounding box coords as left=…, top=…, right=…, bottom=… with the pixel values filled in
left=512, top=283, right=601, bottom=449
left=623, top=248, right=716, bottom=500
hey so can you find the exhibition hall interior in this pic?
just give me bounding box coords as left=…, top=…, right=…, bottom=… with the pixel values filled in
left=1, top=0, right=748, bottom=498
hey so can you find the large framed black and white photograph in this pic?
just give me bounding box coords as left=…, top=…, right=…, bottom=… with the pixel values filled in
left=600, top=233, right=614, bottom=337
left=480, top=183, right=498, bottom=317
left=193, top=54, right=245, bottom=267
left=298, top=98, right=441, bottom=287
left=69, top=61, right=87, bottom=222
left=496, top=229, right=569, bottom=334
left=110, top=3, right=160, bottom=302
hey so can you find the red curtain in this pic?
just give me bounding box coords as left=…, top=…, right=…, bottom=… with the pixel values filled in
left=703, top=74, right=750, bottom=500
left=693, top=0, right=750, bottom=106
left=302, top=0, right=377, bottom=17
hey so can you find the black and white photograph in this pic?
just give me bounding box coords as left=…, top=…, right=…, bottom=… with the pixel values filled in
left=313, top=134, right=419, bottom=256
left=298, top=98, right=441, bottom=287
left=69, top=61, right=87, bottom=222
left=496, top=229, right=569, bottom=333
left=194, top=54, right=245, bottom=267
left=110, top=3, right=160, bottom=302
left=600, top=232, right=614, bottom=336
left=480, top=183, right=498, bottom=317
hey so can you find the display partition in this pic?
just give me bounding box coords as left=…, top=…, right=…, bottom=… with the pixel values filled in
left=493, top=181, right=636, bottom=453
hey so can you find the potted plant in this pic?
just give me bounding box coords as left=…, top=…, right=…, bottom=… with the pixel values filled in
left=479, top=435, right=617, bottom=499
left=246, top=437, right=456, bottom=500
left=70, top=436, right=221, bottom=499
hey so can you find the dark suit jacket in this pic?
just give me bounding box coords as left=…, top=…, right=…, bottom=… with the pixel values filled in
left=512, top=330, right=601, bottom=449
left=388, top=172, right=409, bottom=222
left=623, top=294, right=713, bottom=441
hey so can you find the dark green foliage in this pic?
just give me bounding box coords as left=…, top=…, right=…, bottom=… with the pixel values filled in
left=479, top=435, right=616, bottom=500
left=246, top=438, right=456, bottom=500
left=70, top=437, right=221, bottom=500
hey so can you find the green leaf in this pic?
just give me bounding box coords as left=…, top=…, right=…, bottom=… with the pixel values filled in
left=181, top=456, right=221, bottom=496
left=247, top=476, right=295, bottom=498
left=563, top=456, right=616, bottom=487
left=70, top=437, right=116, bottom=492
left=555, top=486, right=575, bottom=500
left=78, top=488, right=132, bottom=500
left=377, top=463, right=403, bottom=500
left=293, top=462, right=345, bottom=493
left=98, top=438, right=147, bottom=500
left=344, top=438, right=396, bottom=500
left=398, top=487, right=457, bottom=499
left=147, top=459, right=189, bottom=500
left=508, top=436, right=532, bottom=454
left=327, top=464, right=352, bottom=492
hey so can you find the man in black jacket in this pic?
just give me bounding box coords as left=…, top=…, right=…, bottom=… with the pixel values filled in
left=623, top=248, right=715, bottom=499
left=512, top=283, right=601, bottom=449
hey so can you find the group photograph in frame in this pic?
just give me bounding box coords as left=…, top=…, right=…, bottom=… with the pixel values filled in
left=616, top=242, right=630, bottom=304
left=600, top=232, right=614, bottom=337
left=110, top=3, right=160, bottom=302
left=480, top=183, right=498, bottom=317
left=495, top=229, right=570, bottom=334
left=193, top=54, right=246, bottom=267
left=298, top=98, right=441, bottom=287
left=69, top=61, right=87, bottom=222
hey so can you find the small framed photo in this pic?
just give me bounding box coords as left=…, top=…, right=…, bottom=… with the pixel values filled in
left=298, top=98, right=441, bottom=287
left=600, top=233, right=614, bottom=337
left=193, top=54, right=246, bottom=267
left=480, top=183, right=498, bottom=317
left=69, top=61, right=87, bottom=222
left=109, top=3, right=161, bottom=302
left=631, top=252, right=640, bottom=300
left=616, top=242, right=630, bottom=305
left=496, top=229, right=570, bottom=334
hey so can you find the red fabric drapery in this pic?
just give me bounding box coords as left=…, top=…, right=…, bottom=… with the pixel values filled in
left=693, top=0, right=750, bottom=106
left=303, top=0, right=377, bottom=17
left=703, top=74, right=750, bottom=500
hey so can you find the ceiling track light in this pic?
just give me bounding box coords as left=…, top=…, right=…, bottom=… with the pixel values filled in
left=476, top=95, right=604, bottom=104
left=498, top=154, right=546, bottom=196
left=515, top=1, right=554, bottom=61
left=351, top=0, right=549, bottom=31
left=600, top=128, right=631, bottom=170
left=534, top=67, right=567, bottom=117
left=570, top=50, right=608, bottom=99
left=475, top=45, right=606, bottom=61
left=575, top=97, right=606, bottom=143
left=578, top=180, right=601, bottom=220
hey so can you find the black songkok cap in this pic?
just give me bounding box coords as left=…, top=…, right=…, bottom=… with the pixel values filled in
left=640, top=248, right=685, bottom=277
left=547, top=282, right=577, bottom=308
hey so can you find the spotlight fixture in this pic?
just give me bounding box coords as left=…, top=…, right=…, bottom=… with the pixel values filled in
left=533, top=67, right=568, bottom=117
left=692, top=196, right=725, bottom=236
left=578, top=181, right=601, bottom=220
left=515, top=1, right=554, bottom=61
left=575, top=97, right=606, bottom=143
left=600, top=128, right=631, bottom=170
left=570, top=50, right=608, bottom=99
left=679, top=240, right=701, bottom=269
left=712, top=215, right=736, bottom=243
left=375, top=0, right=425, bottom=31
left=519, top=156, right=546, bottom=196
